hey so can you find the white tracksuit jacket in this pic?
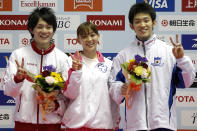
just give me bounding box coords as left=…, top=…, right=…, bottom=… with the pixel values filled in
left=109, top=34, right=196, bottom=131
left=2, top=41, right=70, bottom=124
left=62, top=51, right=119, bottom=129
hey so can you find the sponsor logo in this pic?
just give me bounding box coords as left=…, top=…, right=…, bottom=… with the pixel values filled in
left=158, top=15, right=197, bottom=31
left=6, top=99, right=15, bottom=104
left=87, top=15, right=125, bottom=31
left=0, top=90, right=15, bottom=106
left=57, top=15, right=80, bottom=31
left=0, top=109, right=12, bottom=125
left=182, top=0, right=197, bottom=12
left=0, top=0, right=12, bottom=11
left=64, top=0, right=102, bottom=12
left=102, top=53, right=117, bottom=60
left=181, top=34, right=197, bottom=50
left=0, top=34, right=13, bottom=50
left=176, top=90, right=197, bottom=107
left=19, top=0, right=57, bottom=11
left=0, top=0, right=2, bottom=9
left=136, top=0, right=175, bottom=12
left=64, top=34, right=103, bottom=51
left=0, top=15, right=28, bottom=30
left=181, top=110, right=197, bottom=126
left=0, top=53, right=11, bottom=68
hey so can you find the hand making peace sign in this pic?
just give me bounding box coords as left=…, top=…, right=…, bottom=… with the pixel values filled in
left=15, top=58, right=27, bottom=82
left=170, top=34, right=184, bottom=59
left=70, top=51, right=82, bottom=71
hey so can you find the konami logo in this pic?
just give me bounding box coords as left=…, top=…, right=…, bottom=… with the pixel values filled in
left=64, top=0, right=102, bottom=12
left=182, top=0, right=197, bottom=12
left=0, top=15, right=28, bottom=30
left=87, top=15, right=125, bottom=31
left=0, top=0, right=12, bottom=11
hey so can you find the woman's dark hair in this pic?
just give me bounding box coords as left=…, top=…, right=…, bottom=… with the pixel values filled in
left=128, top=2, right=156, bottom=24
left=27, top=7, right=57, bottom=38
left=77, top=22, right=99, bottom=38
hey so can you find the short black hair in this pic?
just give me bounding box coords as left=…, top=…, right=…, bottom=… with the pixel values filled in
left=77, top=22, right=99, bottom=38
left=128, top=2, right=156, bottom=24
left=27, top=7, right=57, bottom=38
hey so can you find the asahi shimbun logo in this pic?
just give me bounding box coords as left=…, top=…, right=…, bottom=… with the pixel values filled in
left=87, top=15, right=125, bottom=31
left=19, top=0, right=57, bottom=11
left=0, top=15, right=28, bottom=30
left=64, top=0, right=102, bottom=11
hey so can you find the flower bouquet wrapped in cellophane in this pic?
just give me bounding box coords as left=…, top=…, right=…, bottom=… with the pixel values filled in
left=121, top=54, right=151, bottom=109
left=32, top=65, right=65, bottom=121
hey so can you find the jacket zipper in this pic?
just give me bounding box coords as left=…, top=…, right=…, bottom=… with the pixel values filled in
left=37, top=50, right=44, bottom=125
left=142, top=43, right=148, bottom=128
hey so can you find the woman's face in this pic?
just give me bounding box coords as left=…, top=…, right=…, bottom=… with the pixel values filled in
left=78, top=29, right=100, bottom=53
left=31, top=18, right=54, bottom=49
left=130, top=12, right=156, bottom=41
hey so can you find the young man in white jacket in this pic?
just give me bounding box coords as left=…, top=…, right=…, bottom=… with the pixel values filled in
left=109, top=2, right=195, bottom=131
left=2, top=7, right=70, bottom=131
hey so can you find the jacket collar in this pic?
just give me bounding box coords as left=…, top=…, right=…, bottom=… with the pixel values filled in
left=73, top=51, right=105, bottom=62
left=135, top=34, right=156, bottom=49
left=31, top=41, right=55, bottom=55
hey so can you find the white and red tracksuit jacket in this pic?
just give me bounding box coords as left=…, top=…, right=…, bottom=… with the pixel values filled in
left=2, top=41, right=70, bottom=124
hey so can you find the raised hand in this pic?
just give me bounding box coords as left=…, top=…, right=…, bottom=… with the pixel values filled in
left=15, top=58, right=27, bottom=82
left=70, top=51, right=82, bottom=71
left=170, top=34, right=184, bottom=59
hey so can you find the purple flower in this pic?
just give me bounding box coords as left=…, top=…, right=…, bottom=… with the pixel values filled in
left=141, top=57, right=148, bottom=62
left=43, top=65, right=56, bottom=72
left=135, top=55, right=142, bottom=63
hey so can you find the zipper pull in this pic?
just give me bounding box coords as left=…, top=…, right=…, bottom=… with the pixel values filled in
left=42, top=49, right=44, bottom=55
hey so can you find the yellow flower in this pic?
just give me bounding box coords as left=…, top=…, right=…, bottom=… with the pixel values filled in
left=51, top=72, right=63, bottom=83
left=134, top=66, right=143, bottom=76
left=35, top=74, right=42, bottom=79
left=129, top=58, right=135, bottom=63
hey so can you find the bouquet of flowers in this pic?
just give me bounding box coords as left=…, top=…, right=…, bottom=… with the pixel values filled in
left=121, top=54, right=151, bottom=109
left=32, top=65, right=64, bottom=121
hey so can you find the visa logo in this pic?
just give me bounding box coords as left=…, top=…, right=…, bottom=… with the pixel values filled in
left=136, top=0, right=175, bottom=12
left=182, top=34, right=197, bottom=50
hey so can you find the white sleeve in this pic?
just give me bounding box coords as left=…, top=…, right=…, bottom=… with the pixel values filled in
left=176, top=56, right=196, bottom=88
left=109, top=53, right=125, bottom=105
left=2, top=51, right=23, bottom=98
left=63, top=69, right=82, bottom=99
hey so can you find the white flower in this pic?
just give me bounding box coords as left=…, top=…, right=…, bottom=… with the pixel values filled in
left=141, top=68, right=148, bottom=79
left=45, top=76, right=55, bottom=85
